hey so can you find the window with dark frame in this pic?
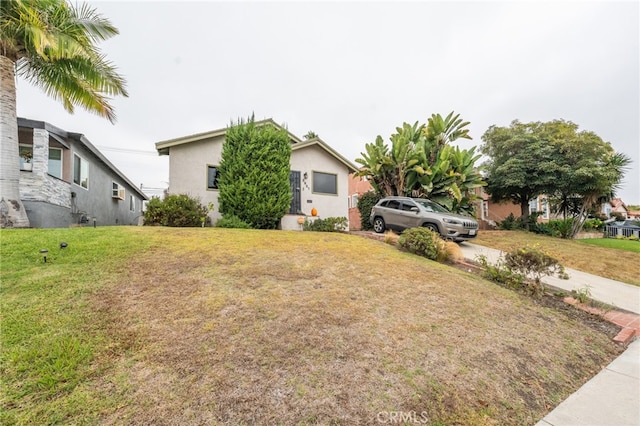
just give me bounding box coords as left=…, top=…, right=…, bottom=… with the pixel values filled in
left=207, top=166, right=220, bottom=190
left=312, top=171, right=337, bottom=195
left=73, top=154, right=89, bottom=189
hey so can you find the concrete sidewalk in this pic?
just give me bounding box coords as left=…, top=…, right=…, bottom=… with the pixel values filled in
left=458, top=242, right=640, bottom=425
left=459, top=243, right=640, bottom=315
left=536, top=339, right=640, bottom=426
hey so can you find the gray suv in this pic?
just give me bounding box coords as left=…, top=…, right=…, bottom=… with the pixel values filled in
left=369, top=196, right=479, bottom=242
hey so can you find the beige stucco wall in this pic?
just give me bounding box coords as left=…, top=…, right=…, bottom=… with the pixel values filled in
left=285, top=145, right=350, bottom=230
left=168, top=138, right=352, bottom=230
left=168, top=136, right=224, bottom=223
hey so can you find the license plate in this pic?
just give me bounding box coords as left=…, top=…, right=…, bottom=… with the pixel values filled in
left=469, top=229, right=476, bottom=235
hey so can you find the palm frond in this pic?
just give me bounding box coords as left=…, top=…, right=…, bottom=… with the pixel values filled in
left=2, top=0, right=127, bottom=121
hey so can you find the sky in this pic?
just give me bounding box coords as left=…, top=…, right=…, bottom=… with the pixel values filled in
left=15, top=0, right=640, bottom=204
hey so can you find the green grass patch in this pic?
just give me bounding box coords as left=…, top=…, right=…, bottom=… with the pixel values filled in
left=577, top=238, right=640, bottom=253
left=0, top=227, right=153, bottom=424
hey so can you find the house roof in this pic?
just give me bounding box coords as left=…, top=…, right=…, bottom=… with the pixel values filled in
left=155, top=119, right=303, bottom=155
left=292, top=137, right=358, bottom=173
left=610, top=198, right=628, bottom=211
left=18, top=117, right=148, bottom=200
left=154, top=119, right=358, bottom=173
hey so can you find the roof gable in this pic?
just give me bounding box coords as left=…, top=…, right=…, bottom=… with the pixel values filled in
left=155, top=119, right=303, bottom=155
left=291, top=138, right=358, bottom=173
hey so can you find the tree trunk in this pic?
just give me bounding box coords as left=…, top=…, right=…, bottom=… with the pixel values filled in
left=0, top=55, right=30, bottom=228
left=520, top=198, right=530, bottom=231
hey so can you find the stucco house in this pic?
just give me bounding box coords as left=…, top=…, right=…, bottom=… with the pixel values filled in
left=601, top=198, right=629, bottom=219
left=472, top=186, right=553, bottom=229
left=14, top=118, right=147, bottom=228
left=155, top=119, right=358, bottom=230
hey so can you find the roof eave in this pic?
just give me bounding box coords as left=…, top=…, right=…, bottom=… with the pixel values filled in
left=292, top=138, right=358, bottom=173
left=154, top=118, right=303, bottom=154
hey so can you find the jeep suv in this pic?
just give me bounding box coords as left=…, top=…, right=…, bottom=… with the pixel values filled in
left=369, top=196, right=479, bottom=242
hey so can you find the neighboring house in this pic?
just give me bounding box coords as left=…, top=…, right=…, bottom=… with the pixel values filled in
left=155, top=119, right=358, bottom=230
left=601, top=198, right=628, bottom=219
left=347, top=172, right=374, bottom=230
left=15, top=118, right=147, bottom=228
left=473, top=187, right=551, bottom=229
left=473, top=187, right=518, bottom=229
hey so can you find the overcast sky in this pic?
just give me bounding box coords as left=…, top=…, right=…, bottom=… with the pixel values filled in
left=15, top=0, right=640, bottom=204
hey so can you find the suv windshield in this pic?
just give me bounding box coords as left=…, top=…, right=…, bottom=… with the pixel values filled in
left=414, top=199, right=449, bottom=213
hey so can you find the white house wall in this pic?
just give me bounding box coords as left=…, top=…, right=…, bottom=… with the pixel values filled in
left=168, top=136, right=223, bottom=223
left=285, top=145, right=350, bottom=230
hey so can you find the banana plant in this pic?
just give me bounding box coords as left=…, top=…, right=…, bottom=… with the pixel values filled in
left=355, top=122, right=424, bottom=196
left=355, top=135, right=393, bottom=196
left=355, top=111, right=485, bottom=215
left=423, top=112, right=472, bottom=164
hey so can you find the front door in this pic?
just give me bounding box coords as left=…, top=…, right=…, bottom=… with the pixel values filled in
left=289, top=171, right=301, bottom=214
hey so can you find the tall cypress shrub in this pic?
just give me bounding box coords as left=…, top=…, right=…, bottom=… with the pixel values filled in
left=218, top=116, right=292, bottom=229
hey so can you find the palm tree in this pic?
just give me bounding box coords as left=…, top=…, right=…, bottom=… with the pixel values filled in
left=303, top=130, right=318, bottom=140
left=0, top=0, right=127, bottom=227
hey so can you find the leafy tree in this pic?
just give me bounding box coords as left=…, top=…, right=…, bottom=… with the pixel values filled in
left=218, top=116, right=291, bottom=229
left=0, top=0, right=127, bottom=228
left=544, top=121, right=631, bottom=237
left=481, top=119, right=631, bottom=237
left=481, top=121, right=560, bottom=227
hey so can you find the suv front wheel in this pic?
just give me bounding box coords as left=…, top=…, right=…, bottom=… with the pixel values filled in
left=422, top=222, right=440, bottom=234
left=373, top=217, right=386, bottom=234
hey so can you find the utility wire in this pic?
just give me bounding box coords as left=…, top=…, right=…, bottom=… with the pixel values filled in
left=96, top=145, right=158, bottom=156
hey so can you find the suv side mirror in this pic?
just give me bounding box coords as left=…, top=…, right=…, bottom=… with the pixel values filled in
left=410, top=206, right=419, bottom=212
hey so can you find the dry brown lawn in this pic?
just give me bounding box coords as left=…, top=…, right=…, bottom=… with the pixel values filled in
left=91, top=228, right=621, bottom=425
left=473, top=230, right=640, bottom=286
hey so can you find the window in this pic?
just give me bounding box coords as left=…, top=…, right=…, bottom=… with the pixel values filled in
left=48, top=148, right=62, bottom=179
left=351, top=194, right=359, bottom=209
left=19, top=145, right=33, bottom=170
left=129, top=195, right=135, bottom=212
left=401, top=201, right=417, bottom=211
left=540, top=197, right=549, bottom=220
left=112, top=182, right=125, bottom=199
left=529, top=197, right=538, bottom=214
left=481, top=201, right=489, bottom=220
left=73, top=154, right=89, bottom=189
left=207, top=166, right=220, bottom=190
left=387, top=200, right=401, bottom=210
left=312, top=171, right=337, bottom=195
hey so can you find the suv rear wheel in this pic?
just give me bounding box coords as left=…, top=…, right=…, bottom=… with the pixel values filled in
left=373, top=217, right=386, bottom=234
